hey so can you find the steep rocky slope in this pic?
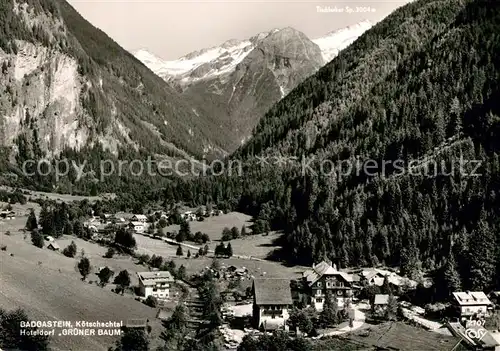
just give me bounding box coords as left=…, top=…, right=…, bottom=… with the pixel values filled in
left=0, top=0, right=225, bottom=163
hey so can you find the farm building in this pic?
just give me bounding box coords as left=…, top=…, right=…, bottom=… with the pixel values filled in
left=137, top=271, right=174, bottom=299
left=252, top=278, right=292, bottom=331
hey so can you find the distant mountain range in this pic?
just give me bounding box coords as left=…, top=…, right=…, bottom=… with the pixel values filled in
left=134, top=21, right=373, bottom=151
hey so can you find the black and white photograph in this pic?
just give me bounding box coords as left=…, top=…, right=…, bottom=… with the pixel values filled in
left=0, top=0, right=499, bottom=350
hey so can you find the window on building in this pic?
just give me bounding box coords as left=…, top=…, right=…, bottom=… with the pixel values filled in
left=316, top=298, right=323, bottom=303
left=317, top=289, right=322, bottom=296
left=317, top=282, right=322, bottom=288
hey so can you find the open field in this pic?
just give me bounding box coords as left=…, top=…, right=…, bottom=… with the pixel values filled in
left=0, top=233, right=158, bottom=351
left=136, top=230, right=283, bottom=259
left=134, top=231, right=305, bottom=278
left=0, top=204, right=163, bottom=350
left=211, top=232, right=283, bottom=259
left=159, top=211, right=253, bottom=241
left=0, top=200, right=303, bottom=350
left=0, top=185, right=113, bottom=203
left=343, top=322, right=467, bottom=351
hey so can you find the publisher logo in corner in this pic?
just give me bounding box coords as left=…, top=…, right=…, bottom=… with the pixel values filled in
left=465, top=327, right=487, bottom=341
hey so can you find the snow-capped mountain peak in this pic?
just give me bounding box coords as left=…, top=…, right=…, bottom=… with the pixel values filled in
left=134, top=21, right=372, bottom=87
left=313, top=20, right=373, bottom=63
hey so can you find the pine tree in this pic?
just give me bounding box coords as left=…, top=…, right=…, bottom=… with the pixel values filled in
left=442, top=251, right=462, bottom=296
left=30, top=229, right=44, bottom=248
left=176, top=245, right=183, bottom=256
left=25, top=209, right=38, bottom=231
left=319, top=290, right=338, bottom=327
left=384, top=294, right=398, bottom=321
left=226, top=243, right=233, bottom=258
left=469, top=220, right=496, bottom=290
left=381, top=275, right=392, bottom=295
left=77, top=257, right=91, bottom=280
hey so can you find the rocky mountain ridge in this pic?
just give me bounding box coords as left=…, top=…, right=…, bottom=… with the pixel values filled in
left=135, top=21, right=373, bottom=151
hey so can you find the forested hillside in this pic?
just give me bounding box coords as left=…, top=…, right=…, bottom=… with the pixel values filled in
left=0, top=0, right=226, bottom=168
left=159, top=0, right=500, bottom=292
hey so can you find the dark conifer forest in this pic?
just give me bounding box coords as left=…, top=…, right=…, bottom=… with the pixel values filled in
left=154, top=0, right=500, bottom=291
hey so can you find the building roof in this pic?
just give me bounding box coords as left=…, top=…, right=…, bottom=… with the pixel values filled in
left=374, top=294, right=390, bottom=305
left=303, top=260, right=353, bottom=286
left=48, top=242, right=60, bottom=250
left=129, top=221, right=145, bottom=226
left=362, top=268, right=417, bottom=288
left=253, top=278, right=292, bottom=305
left=137, top=271, right=174, bottom=286
left=490, top=291, right=500, bottom=298
left=138, top=271, right=174, bottom=280
left=452, top=291, right=493, bottom=306
left=132, top=214, right=148, bottom=220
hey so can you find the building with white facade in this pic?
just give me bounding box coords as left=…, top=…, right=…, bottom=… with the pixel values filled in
left=137, top=271, right=174, bottom=299
left=302, top=260, right=354, bottom=310
left=131, top=214, right=148, bottom=223
left=252, top=278, right=292, bottom=330
left=129, top=221, right=146, bottom=234
left=452, top=291, right=493, bottom=317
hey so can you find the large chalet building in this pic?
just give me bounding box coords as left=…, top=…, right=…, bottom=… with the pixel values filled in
left=301, top=260, right=354, bottom=310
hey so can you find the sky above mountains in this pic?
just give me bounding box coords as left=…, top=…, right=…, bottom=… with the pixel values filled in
left=68, top=0, right=410, bottom=60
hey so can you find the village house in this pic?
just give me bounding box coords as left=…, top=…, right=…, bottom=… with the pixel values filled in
left=131, top=214, right=148, bottom=223
left=180, top=211, right=197, bottom=221
left=129, top=221, right=146, bottom=234
left=452, top=291, right=494, bottom=318
left=137, top=271, right=174, bottom=299
left=252, top=278, right=292, bottom=331
left=302, top=260, right=354, bottom=310
left=360, top=268, right=417, bottom=289
left=47, top=242, right=60, bottom=251
left=0, top=211, right=15, bottom=220
left=373, top=294, right=390, bottom=314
